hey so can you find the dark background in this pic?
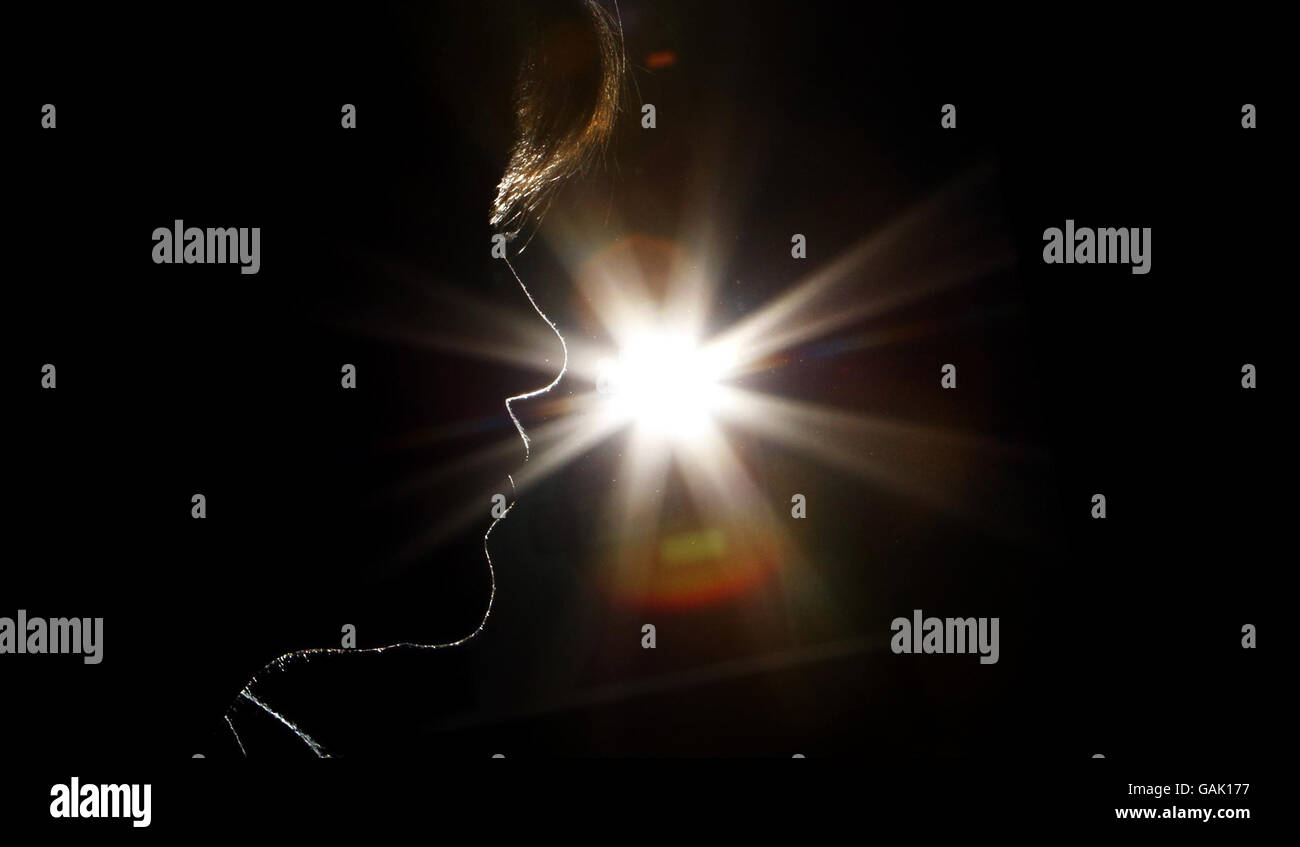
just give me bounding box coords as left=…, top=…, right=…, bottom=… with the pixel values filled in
left=5, top=0, right=1278, bottom=781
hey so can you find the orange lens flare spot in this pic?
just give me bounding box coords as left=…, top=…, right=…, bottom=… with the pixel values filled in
left=645, top=49, right=676, bottom=69
left=605, top=528, right=778, bottom=611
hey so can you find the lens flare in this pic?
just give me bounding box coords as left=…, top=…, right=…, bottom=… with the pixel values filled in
left=598, top=330, right=728, bottom=442
left=375, top=169, right=1030, bottom=610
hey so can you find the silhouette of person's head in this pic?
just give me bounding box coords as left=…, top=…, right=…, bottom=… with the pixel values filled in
left=204, top=1, right=628, bottom=756
left=6, top=1, right=625, bottom=758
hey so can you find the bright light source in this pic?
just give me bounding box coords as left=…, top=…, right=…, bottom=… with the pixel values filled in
left=599, top=330, right=726, bottom=441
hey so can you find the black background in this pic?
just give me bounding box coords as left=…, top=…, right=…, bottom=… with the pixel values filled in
left=3, top=0, right=1280, bottom=830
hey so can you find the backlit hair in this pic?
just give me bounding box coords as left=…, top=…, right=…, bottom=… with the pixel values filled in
left=491, top=0, right=625, bottom=238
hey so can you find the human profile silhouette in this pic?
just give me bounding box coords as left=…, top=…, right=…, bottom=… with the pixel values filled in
left=216, top=0, right=628, bottom=756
